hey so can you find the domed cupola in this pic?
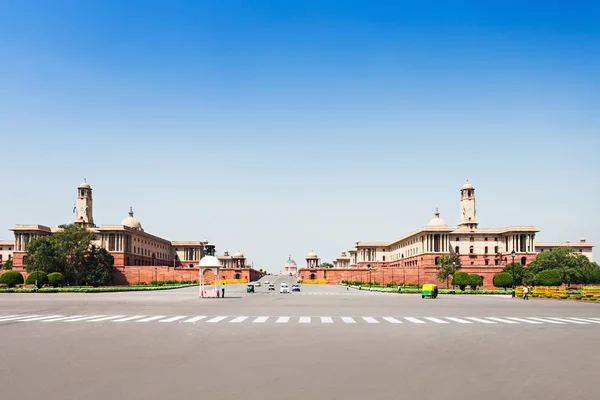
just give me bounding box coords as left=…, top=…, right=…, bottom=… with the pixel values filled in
left=121, top=207, right=143, bottom=231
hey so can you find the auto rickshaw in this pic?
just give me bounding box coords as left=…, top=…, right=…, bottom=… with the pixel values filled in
left=246, top=284, right=255, bottom=293
left=421, top=284, right=438, bottom=299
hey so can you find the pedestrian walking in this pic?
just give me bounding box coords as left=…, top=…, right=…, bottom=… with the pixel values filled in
left=523, top=285, right=529, bottom=300
left=221, top=283, right=225, bottom=298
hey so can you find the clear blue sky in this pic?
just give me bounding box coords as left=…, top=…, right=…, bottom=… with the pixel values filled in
left=1, top=1, right=598, bottom=271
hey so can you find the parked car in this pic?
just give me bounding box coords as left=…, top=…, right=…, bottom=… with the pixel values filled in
left=268, top=284, right=275, bottom=291
left=292, top=284, right=300, bottom=292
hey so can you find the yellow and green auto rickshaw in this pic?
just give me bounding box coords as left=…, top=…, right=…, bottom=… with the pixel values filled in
left=421, top=284, right=438, bottom=299
left=246, top=284, right=255, bottom=293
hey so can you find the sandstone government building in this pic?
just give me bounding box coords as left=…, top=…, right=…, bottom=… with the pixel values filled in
left=4, top=180, right=259, bottom=284
left=299, top=181, right=593, bottom=288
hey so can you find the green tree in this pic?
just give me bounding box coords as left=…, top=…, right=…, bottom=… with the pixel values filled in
left=451, top=271, right=470, bottom=291
left=527, top=247, right=592, bottom=286
left=468, top=274, right=483, bottom=290
left=502, top=263, right=525, bottom=285
left=83, top=246, right=114, bottom=287
left=435, top=255, right=461, bottom=287
left=25, top=235, right=64, bottom=275
left=534, top=269, right=562, bottom=286
left=2, top=258, right=13, bottom=270
left=493, top=272, right=513, bottom=291
left=320, top=263, right=334, bottom=268
left=0, top=271, right=24, bottom=287
left=26, top=271, right=49, bottom=287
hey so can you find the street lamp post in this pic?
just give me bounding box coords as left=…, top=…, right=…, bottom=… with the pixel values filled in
left=402, top=255, right=405, bottom=289
left=511, top=250, right=516, bottom=298
left=451, top=261, right=456, bottom=288
left=368, top=265, right=372, bottom=288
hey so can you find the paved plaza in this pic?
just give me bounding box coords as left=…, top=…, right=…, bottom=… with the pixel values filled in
left=1, top=276, right=599, bottom=400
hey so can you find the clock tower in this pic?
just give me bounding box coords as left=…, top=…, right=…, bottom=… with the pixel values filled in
left=74, top=179, right=95, bottom=227
left=458, top=180, right=478, bottom=230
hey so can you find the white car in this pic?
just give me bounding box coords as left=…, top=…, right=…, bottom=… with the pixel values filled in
left=280, top=284, right=290, bottom=294
left=264, top=280, right=269, bottom=284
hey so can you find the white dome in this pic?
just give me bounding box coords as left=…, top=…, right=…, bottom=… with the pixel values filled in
left=79, top=179, right=91, bottom=189
left=427, top=208, right=448, bottom=227
left=285, top=259, right=298, bottom=268
left=462, top=180, right=473, bottom=190
left=234, top=251, right=244, bottom=258
left=199, top=256, right=222, bottom=268
left=121, top=207, right=143, bottom=231
left=307, top=251, right=318, bottom=259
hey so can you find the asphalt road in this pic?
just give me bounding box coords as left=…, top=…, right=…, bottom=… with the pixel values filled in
left=1, top=277, right=599, bottom=400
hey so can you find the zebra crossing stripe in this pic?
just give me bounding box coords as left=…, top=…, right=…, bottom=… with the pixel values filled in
left=404, top=317, right=425, bottom=324
left=506, top=317, right=543, bottom=324
left=299, top=317, right=311, bottom=323
left=486, top=317, right=519, bottom=324
left=528, top=317, right=566, bottom=324
left=1, top=315, right=41, bottom=321
left=424, top=317, right=449, bottom=324
left=113, top=316, right=147, bottom=322
left=342, top=317, right=356, bottom=324
left=362, top=317, right=379, bottom=324
left=382, top=317, right=402, bottom=324
left=184, top=316, right=206, bottom=323
left=44, top=315, right=85, bottom=322
left=465, top=317, right=496, bottom=324
left=19, top=315, right=63, bottom=322
left=87, top=315, right=125, bottom=322
left=230, top=316, right=249, bottom=323
left=548, top=317, right=589, bottom=325
left=0, top=315, right=24, bottom=321
left=569, top=318, right=600, bottom=324
left=137, top=316, right=166, bottom=323
left=64, top=315, right=106, bottom=322
left=445, top=317, right=472, bottom=324
left=207, top=316, right=227, bottom=323
left=320, top=317, right=334, bottom=324
left=159, top=316, right=187, bottom=323
left=253, top=316, right=269, bottom=323
left=276, top=317, right=290, bottom=323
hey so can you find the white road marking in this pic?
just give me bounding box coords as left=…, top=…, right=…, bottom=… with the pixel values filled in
left=486, top=317, right=519, bottom=324
left=382, top=317, right=402, bottom=324
left=0, top=315, right=24, bottom=321
left=183, top=316, right=207, bottom=323
left=506, top=317, right=543, bottom=324
left=230, top=316, right=249, bottom=323
left=276, top=317, right=290, bottom=323
left=206, top=316, right=228, bottom=323
left=445, top=317, right=473, bottom=324
left=404, top=317, right=426, bottom=324
left=1, top=315, right=41, bottom=321
left=465, top=317, right=496, bottom=324
left=320, top=317, right=334, bottom=324
left=113, top=315, right=147, bottom=322
left=87, top=315, right=125, bottom=322
left=362, top=317, right=379, bottom=324
left=569, top=318, right=600, bottom=324
left=19, top=315, right=62, bottom=322
left=44, top=315, right=85, bottom=322
left=159, top=316, right=187, bottom=323
left=528, top=317, right=567, bottom=324
left=342, top=317, right=356, bottom=324
left=424, top=317, right=449, bottom=324
left=253, top=316, right=269, bottom=323
left=299, top=317, right=311, bottom=323
left=547, top=317, right=589, bottom=325
left=137, top=316, right=166, bottom=322
left=64, top=315, right=106, bottom=322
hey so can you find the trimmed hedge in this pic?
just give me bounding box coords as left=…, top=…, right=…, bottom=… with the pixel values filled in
left=26, top=271, right=49, bottom=287
left=534, top=269, right=561, bottom=286
left=0, top=283, right=197, bottom=293
left=493, top=272, right=513, bottom=289
left=48, top=272, right=65, bottom=288
left=0, top=271, right=24, bottom=287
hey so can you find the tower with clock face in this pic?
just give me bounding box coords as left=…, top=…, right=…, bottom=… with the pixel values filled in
left=74, top=179, right=95, bottom=227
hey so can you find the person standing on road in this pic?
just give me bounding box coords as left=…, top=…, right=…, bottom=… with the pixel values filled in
left=523, top=285, right=529, bottom=300
left=221, top=283, right=225, bottom=298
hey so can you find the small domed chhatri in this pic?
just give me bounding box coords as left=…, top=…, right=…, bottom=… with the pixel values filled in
left=307, top=251, right=318, bottom=259
left=79, top=178, right=91, bottom=189
left=427, top=208, right=448, bottom=228
left=462, top=180, right=473, bottom=190
left=233, top=251, right=244, bottom=258
left=121, top=207, right=143, bottom=231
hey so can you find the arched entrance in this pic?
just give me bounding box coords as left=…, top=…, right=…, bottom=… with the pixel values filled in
left=310, top=273, right=316, bottom=280
left=235, top=273, right=240, bottom=279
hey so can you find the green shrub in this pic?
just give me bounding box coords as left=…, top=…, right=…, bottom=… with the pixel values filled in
left=0, top=271, right=24, bottom=287
left=493, top=272, right=513, bottom=290
left=468, top=274, right=483, bottom=290
left=451, top=271, right=470, bottom=291
left=47, top=272, right=65, bottom=288
left=26, top=271, right=49, bottom=287
left=534, top=269, right=562, bottom=286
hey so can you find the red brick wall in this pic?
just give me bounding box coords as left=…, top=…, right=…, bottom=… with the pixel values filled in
left=112, top=266, right=262, bottom=285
